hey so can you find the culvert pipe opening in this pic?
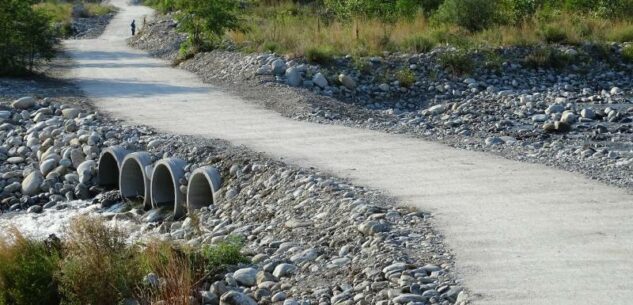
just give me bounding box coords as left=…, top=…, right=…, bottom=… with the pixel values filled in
left=97, top=146, right=129, bottom=190
left=151, top=158, right=187, bottom=220
left=187, top=166, right=222, bottom=213
left=119, top=152, right=153, bottom=210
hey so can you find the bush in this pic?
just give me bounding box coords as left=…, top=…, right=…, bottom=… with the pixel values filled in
left=0, top=230, right=61, bottom=305
left=523, top=46, right=574, bottom=69
left=622, top=44, right=633, bottom=62
left=438, top=50, right=475, bottom=75
left=0, top=0, right=57, bottom=75
left=540, top=25, right=570, bottom=43
left=433, top=0, right=505, bottom=31
left=203, top=237, right=249, bottom=272
left=305, top=45, right=336, bottom=64
left=395, top=68, right=416, bottom=87
left=402, top=35, right=436, bottom=53
left=57, top=217, right=144, bottom=305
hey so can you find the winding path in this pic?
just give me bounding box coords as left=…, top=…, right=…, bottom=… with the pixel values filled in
left=63, top=1, right=633, bottom=304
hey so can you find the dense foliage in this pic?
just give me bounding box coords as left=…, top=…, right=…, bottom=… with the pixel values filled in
left=0, top=0, right=57, bottom=75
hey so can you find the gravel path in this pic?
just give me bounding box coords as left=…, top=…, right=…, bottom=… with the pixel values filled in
left=62, top=1, right=633, bottom=305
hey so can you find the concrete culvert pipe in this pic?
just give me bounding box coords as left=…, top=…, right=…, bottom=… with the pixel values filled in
left=97, top=146, right=129, bottom=190
left=187, top=166, right=222, bottom=213
left=119, top=151, right=153, bottom=210
left=151, top=158, right=187, bottom=220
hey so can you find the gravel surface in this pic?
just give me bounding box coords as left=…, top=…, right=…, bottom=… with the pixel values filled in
left=130, top=14, right=633, bottom=190
left=0, top=77, right=465, bottom=305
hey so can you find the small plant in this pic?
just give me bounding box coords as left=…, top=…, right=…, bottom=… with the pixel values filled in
left=622, top=44, right=633, bottom=63
left=481, top=49, right=503, bottom=72
left=523, top=47, right=574, bottom=69
left=438, top=50, right=474, bottom=75
left=262, top=41, right=281, bottom=53
left=0, top=229, right=61, bottom=305
left=304, top=45, right=336, bottom=64
left=203, top=236, right=249, bottom=272
left=402, top=35, right=436, bottom=53
left=352, top=56, right=371, bottom=73
left=57, top=217, right=144, bottom=305
left=539, top=25, right=569, bottom=44
left=395, top=68, right=416, bottom=87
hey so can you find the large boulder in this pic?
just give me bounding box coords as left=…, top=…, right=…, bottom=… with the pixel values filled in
left=233, top=267, right=257, bottom=287
left=271, top=59, right=287, bottom=75
left=285, top=67, right=302, bottom=87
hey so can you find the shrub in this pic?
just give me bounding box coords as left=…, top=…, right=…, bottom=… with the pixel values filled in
left=139, top=242, right=200, bottom=305
left=304, top=45, right=336, bottom=64
left=203, top=237, right=249, bottom=272
left=622, top=44, right=633, bottom=62
left=395, top=68, right=416, bottom=87
left=263, top=41, right=281, bottom=53
left=523, top=46, right=574, bottom=69
left=438, top=50, right=474, bottom=75
left=433, top=0, right=505, bottom=31
left=0, top=230, right=61, bottom=305
left=540, top=25, right=570, bottom=43
left=402, top=35, right=436, bottom=53
left=57, top=217, right=144, bottom=305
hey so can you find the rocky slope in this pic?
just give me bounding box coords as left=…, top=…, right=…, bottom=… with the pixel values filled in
left=0, top=78, right=465, bottom=305
left=130, top=14, right=633, bottom=190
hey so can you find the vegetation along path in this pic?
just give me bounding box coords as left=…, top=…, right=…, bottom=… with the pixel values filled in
left=63, top=1, right=633, bottom=305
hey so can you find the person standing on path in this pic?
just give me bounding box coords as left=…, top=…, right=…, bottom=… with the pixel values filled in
left=131, top=20, right=136, bottom=36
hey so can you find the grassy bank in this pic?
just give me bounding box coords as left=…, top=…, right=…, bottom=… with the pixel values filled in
left=144, top=0, right=633, bottom=61
left=230, top=1, right=633, bottom=57
left=0, top=217, right=248, bottom=305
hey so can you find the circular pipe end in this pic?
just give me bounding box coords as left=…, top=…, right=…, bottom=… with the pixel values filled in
left=97, top=146, right=129, bottom=190
left=187, top=166, right=222, bottom=213
left=119, top=151, right=153, bottom=210
left=150, top=158, right=187, bottom=220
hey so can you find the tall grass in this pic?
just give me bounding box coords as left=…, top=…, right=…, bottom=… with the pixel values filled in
left=227, top=1, right=633, bottom=57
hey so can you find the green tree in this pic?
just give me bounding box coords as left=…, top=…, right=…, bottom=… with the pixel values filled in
left=175, top=0, right=246, bottom=50
left=0, top=0, right=57, bottom=75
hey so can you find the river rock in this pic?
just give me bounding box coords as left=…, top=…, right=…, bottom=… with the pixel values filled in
left=220, top=291, right=257, bottom=305
left=22, top=171, right=44, bottom=195
left=233, top=267, right=257, bottom=287
left=12, top=97, right=36, bottom=109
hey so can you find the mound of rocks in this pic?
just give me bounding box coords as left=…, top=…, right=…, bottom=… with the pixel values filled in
left=0, top=96, right=107, bottom=212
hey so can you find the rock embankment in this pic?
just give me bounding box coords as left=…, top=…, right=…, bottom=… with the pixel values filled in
left=130, top=15, right=633, bottom=189
left=0, top=79, right=465, bottom=305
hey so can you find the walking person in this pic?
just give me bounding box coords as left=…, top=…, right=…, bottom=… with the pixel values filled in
left=131, top=19, right=136, bottom=36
